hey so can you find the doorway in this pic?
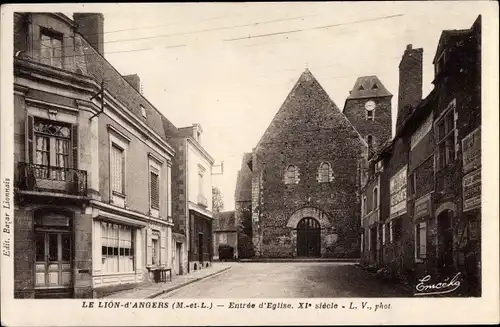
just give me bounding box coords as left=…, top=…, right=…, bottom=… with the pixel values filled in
left=297, top=217, right=321, bottom=257
left=34, top=231, right=72, bottom=297
left=175, top=242, right=182, bottom=275
left=438, top=210, right=454, bottom=274
left=198, top=233, right=204, bottom=263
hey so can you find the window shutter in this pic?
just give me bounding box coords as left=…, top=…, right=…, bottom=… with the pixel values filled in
left=160, top=228, right=167, bottom=266
left=72, top=124, right=78, bottom=169
left=419, top=222, right=427, bottom=258
left=146, top=228, right=153, bottom=266
left=26, top=115, right=34, bottom=163
left=382, top=224, right=386, bottom=245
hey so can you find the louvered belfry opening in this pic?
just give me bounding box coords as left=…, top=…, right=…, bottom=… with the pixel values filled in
left=296, top=217, right=321, bottom=257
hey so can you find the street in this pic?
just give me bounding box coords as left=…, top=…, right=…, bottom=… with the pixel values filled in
left=159, top=262, right=413, bottom=298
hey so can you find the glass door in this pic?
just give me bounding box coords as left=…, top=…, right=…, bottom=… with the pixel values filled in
left=35, top=231, right=72, bottom=289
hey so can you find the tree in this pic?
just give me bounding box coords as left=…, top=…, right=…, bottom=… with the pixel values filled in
left=212, top=186, right=224, bottom=213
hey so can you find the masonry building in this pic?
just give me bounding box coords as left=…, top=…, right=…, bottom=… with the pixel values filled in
left=243, top=69, right=392, bottom=258
left=360, top=16, right=481, bottom=296
left=13, top=12, right=176, bottom=298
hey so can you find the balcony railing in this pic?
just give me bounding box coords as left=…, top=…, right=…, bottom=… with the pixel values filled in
left=17, top=162, right=87, bottom=197
left=197, top=193, right=208, bottom=208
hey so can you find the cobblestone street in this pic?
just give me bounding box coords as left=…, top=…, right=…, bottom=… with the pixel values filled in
left=159, top=262, right=413, bottom=298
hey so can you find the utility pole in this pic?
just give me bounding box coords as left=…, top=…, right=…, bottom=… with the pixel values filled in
left=89, top=80, right=105, bottom=121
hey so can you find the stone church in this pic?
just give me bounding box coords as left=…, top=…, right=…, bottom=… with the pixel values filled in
left=238, top=69, right=392, bottom=258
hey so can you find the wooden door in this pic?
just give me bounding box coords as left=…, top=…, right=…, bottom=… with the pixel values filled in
left=297, top=218, right=321, bottom=257
left=34, top=231, right=72, bottom=294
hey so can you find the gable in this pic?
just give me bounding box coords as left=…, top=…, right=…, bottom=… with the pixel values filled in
left=255, top=69, right=366, bottom=152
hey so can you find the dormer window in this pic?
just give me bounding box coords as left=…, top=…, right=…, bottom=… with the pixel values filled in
left=358, top=85, right=365, bottom=91
left=40, top=28, right=63, bottom=69
left=141, top=105, right=146, bottom=118
left=372, top=83, right=379, bottom=90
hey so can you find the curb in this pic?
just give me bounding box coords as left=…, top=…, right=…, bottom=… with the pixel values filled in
left=238, top=259, right=360, bottom=263
left=146, top=266, right=232, bottom=299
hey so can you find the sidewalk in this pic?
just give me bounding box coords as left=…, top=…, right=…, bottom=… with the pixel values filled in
left=102, top=263, right=232, bottom=299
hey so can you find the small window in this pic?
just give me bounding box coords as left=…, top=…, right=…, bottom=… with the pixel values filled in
left=367, top=110, right=374, bottom=121
left=372, top=83, right=379, bottom=90
left=358, top=85, right=365, bottom=91
left=285, top=165, right=298, bottom=185
left=141, top=105, right=146, bottom=118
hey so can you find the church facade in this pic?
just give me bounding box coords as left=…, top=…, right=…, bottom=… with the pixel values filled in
left=242, top=70, right=392, bottom=258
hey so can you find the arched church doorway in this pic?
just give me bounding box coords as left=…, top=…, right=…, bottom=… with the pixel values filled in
left=297, top=217, right=321, bottom=257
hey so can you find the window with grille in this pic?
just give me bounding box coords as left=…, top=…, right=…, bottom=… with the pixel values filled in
left=436, top=102, right=456, bottom=170
left=111, top=145, right=125, bottom=194
left=101, top=222, right=134, bottom=273
left=150, top=169, right=159, bottom=209
left=40, top=29, right=63, bottom=69
left=415, top=222, right=427, bottom=260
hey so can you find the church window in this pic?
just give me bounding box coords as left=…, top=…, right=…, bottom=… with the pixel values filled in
left=284, top=165, right=299, bottom=185
left=317, top=162, right=333, bottom=183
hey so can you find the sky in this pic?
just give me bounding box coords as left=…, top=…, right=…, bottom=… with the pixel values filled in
left=69, top=2, right=486, bottom=211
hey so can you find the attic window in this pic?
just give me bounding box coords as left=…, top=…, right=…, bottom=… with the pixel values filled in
left=358, top=85, right=365, bottom=91
left=140, top=105, right=146, bottom=118
left=372, top=84, right=379, bottom=90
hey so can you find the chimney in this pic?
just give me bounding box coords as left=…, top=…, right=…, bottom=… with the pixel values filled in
left=123, top=74, right=141, bottom=93
left=73, top=13, right=104, bottom=55
left=396, top=44, right=423, bottom=132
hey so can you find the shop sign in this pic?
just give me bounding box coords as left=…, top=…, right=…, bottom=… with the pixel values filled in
left=414, top=193, right=432, bottom=219
left=463, top=169, right=481, bottom=212
left=390, top=165, right=407, bottom=218
left=462, top=127, right=481, bottom=173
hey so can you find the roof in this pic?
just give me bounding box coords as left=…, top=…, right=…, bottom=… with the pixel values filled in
left=213, top=211, right=237, bottom=231
left=255, top=68, right=367, bottom=151
left=80, top=32, right=179, bottom=144
left=347, top=75, right=392, bottom=99
left=433, top=15, right=481, bottom=64
left=235, top=152, right=253, bottom=202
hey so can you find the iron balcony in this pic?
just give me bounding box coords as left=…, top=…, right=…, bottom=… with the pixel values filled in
left=17, top=162, right=88, bottom=197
